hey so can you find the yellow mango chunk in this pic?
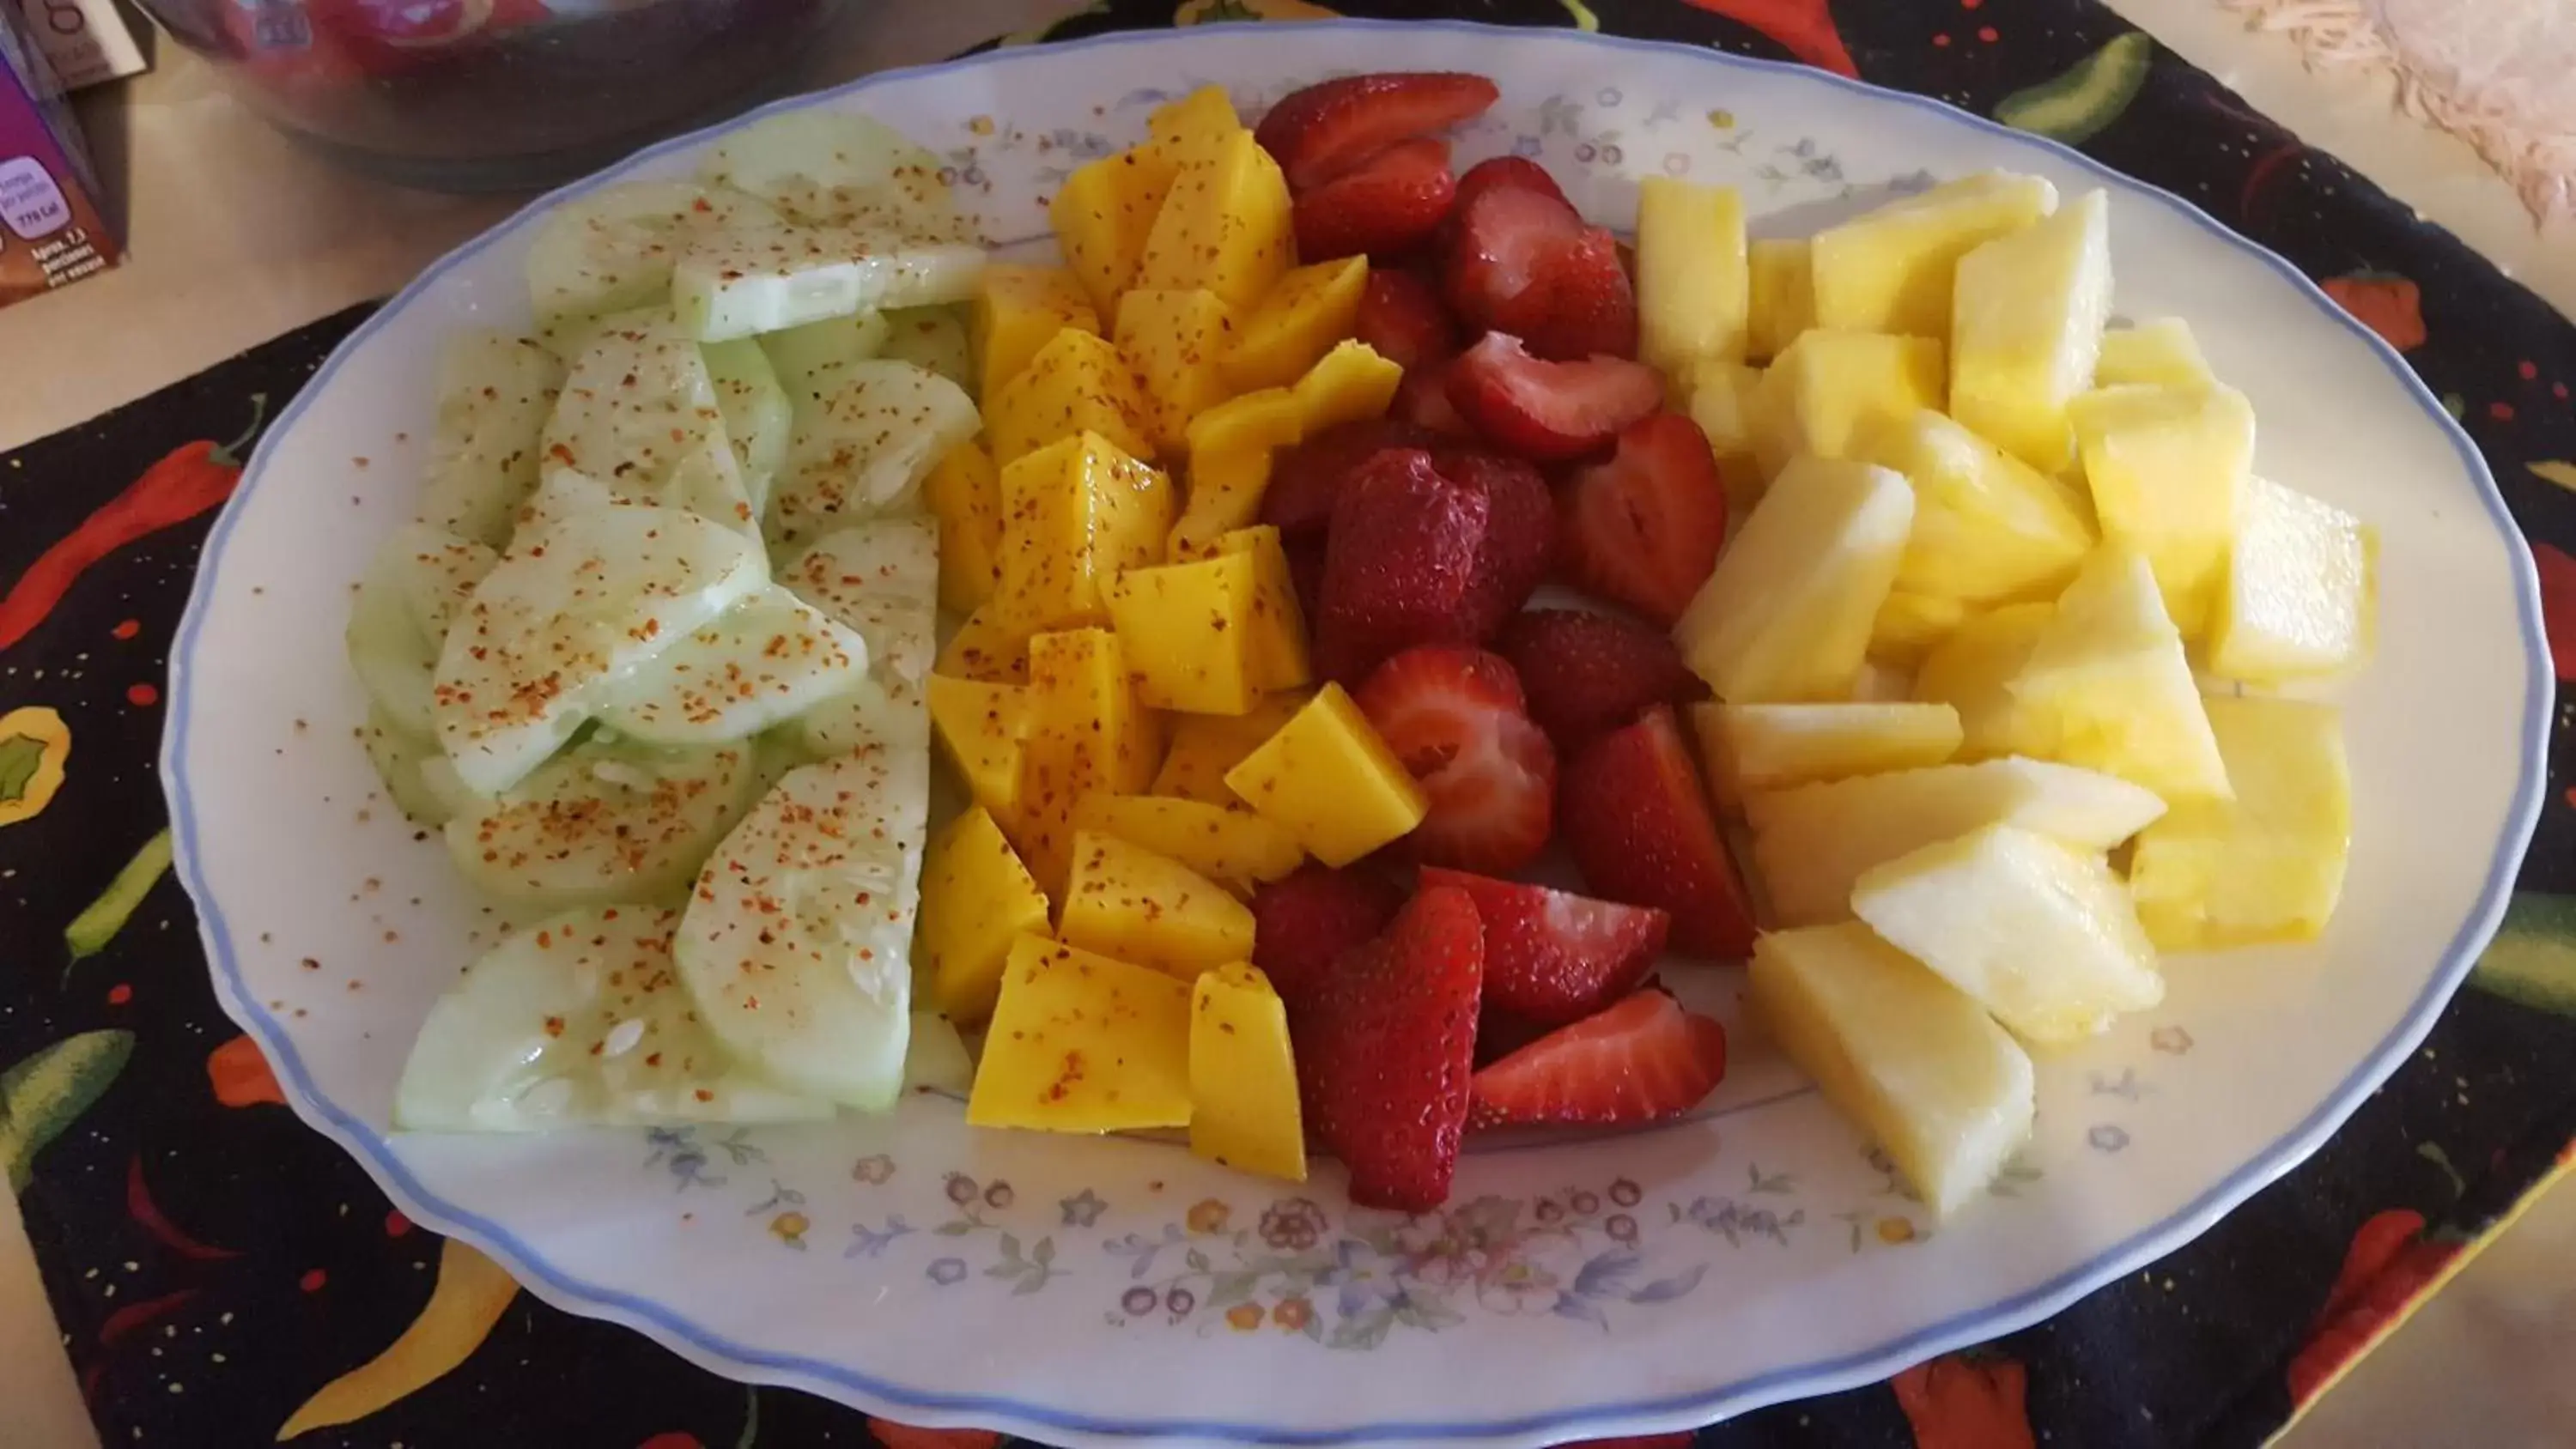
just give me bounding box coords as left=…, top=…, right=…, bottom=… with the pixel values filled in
left=1752, top=330, right=1946, bottom=482
left=1224, top=683, right=1425, bottom=865
left=1051, top=145, right=1181, bottom=317
left=1115, top=288, right=1240, bottom=452
left=1060, top=830, right=1259, bottom=978
left=1134, top=129, right=1294, bottom=311
left=977, top=264, right=1101, bottom=400
left=1636, top=177, right=1749, bottom=373
left=927, top=674, right=1032, bottom=822
left=1147, top=84, right=1245, bottom=169
left=993, top=431, right=1176, bottom=634
left=921, top=807, right=1054, bottom=1022
left=1292, top=340, right=1403, bottom=432
left=1018, top=627, right=1164, bottom=895
left=1072, top=792, right=1305, bottom=894
left=1224, top=257, right=1370, bottom=392
left=936, top=604, right=1031, bottom=685
left=985, top=329, right=1158, bottom=466
left=1189, top=963, right=1307, bottom=1181
left=1186, top=385, right=1307, bottom=461
left=966, top=935, right=1192, bottom=1132
left=1169, top=448, right=1274, bottom=561
left=1104, top=551, right=1263, bottom=714
left=1746, top=237, right=1814, bottom=364
left=924, top=440, right=1004, bottom=615
left=1216, top=526, right=1313, bottom=691
left=1151, top=691, right=1313, bottom=805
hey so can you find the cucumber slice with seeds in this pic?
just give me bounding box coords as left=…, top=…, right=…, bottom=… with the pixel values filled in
left=702, top=338, right=793, bottom=514
left=346, top=524, right=500, bottom=738
left=442, top=736, right=764, bottom=909
left=766, top=360, right=977, bottom=544
left=595, top=587, right=871, bottom=747
left=524, top=180, right=784, bottom=329
left=415, top=331, right=562, bottom=550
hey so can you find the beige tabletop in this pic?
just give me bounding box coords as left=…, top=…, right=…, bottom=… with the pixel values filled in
left=3, top=3, right=2572, bottom=1445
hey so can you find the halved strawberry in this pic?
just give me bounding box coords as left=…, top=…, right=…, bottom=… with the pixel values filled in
left=1315, top=449, right=1492, bottom=682
left=1453, top=155, right=1571, bottom=213
left=1352, top=270, right=1461, bottom=373
left=1255, top=72, right=1501, bottom=191
left=1497, top=607, right=1707, bottom=748
left=1302, top=885, right=1485, bottom=1210
left=1435, top=446, right=1555, bottom=634
left=1259, top=416, right=1438, bottom=540
left=1468, top=989, right=1728, bottom=1129
left=1558, top=413, right=1729, bottom=627
left=1445, top=184, right=1637, bottom=361
left=1419, top=867, right=1668, bottom=1024
left=1446, top=333, right=1662, bottom=462
left=1353, top=646, right=1554, bottom=874
left=1513, top=227, right=1639, bottom=362
left=1293, top=137, right=1458, bottom=264
left=1559, top=706, right=1757, bottom=958
left=1252, top=864, right=1406, bottom=1012
left=1394, top=360, right=1476, bottom=436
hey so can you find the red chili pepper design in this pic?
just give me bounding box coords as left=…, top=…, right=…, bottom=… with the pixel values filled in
left=1679, top=0, right=1858, bottom=77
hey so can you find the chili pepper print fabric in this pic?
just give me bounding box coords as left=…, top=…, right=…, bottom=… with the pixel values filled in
left=7, top=2, right=2576, bottom=1446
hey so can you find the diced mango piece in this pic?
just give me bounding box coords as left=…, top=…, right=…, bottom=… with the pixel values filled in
left=1225, top=257, right=1370, bottom=392
left=1104, top=551, right=1262, bottom=714
left=1018, top=627, right=1163, bottom=895
left=976, top=264, right=1100, bottom=400
left=1134, top=130, right=1295, bottom=312
left=1146, top=84, right=1244, bottom=169
left=1216, top=526, right=1313, bottom=691
left=2068, top=383, right=2255, bottom=638
left=993, top=431, right=1176, bottom=634
left=1862, top=407, right=2095, bottom=608
left=1684, top=357, right=1767, bottom=519
left=2008, top=548, right=2233, bottom=803
left=1116, top=288, right=1239, bottom=452
left=1637, top=177, right=1749, bottom=374
left=1674, top=456, right=1916, bottom=703
left=1751, top=330, right=1946, bottom=481
left=1691, top=700, right=1963, bottom=813
left=985, top=328, right=1158, bottom=466
left=924, top=440, right=1004, bottom=614
left=920, top=807, right=1054, bottom=1022
left=936, top=604, right=1030, bottom=684
left=966, top=935, right=1192, bottom=1132
left=1060, top=831, right=1258, bottom=978
left=2208, top=476, right=2373, bottom=682
left=1292, top=340, right=1404, bottom=432
left=1189, top=963, right=1307, bottom=1181
left=1746, top=237, right=1814, bottom=364
left=1951, top=189, right=2113, bottom=476
left=1812, top=172, right=2058, bottom=337
left=2129, top=694, right=2352, bottom=951
left=1169, top=447, right=1274, bottom=561
left=1912, top=601, right=2058, bottom=761
left=1185, top=385, right=1307, bottom=461
left=1072, top=792, right=1305, bottom=894
left=927, top=674, right=1032, bottom=822
left=1224, top=683, right=1426, bottom=865
left=1152, top=691, right=1312, bottom=805
left=1051, top=145, right=1181, bottom=317
left=2095, top=317, right=2214, bottom=390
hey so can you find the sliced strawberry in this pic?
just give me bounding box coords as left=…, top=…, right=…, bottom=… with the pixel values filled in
left=1352, top=270, right=1461, bottom=373
left=1558, top=706, right=1758, bottom=959
left=1445, top=185, right=1583, bottom=334
left=1314, top=449, right=1492, bottom=682
left=1435, top=446, right=1555, bottom=634
left=1514, top=227, right=1639, bottom=362
left=1446, top=333, right=1662, bottom=463
left=1301, top=885, right=1485, bottom=1210
left=1293, top=137, right=1458, bottom=264
left=1497, top=608, right=1708, bottom=748
left=1255, top=72, right=1501, bottom=191
left=1453, top=155, right=1571, bottom=213
left=1285, top=533, right=1328, bottom=623
left=1252, top=864, right=1406, bottom=1012
left=1468, top=989, right=1728, bottom=1129
left=1558, top=412, right=1729, bottom=627
left=1353, top=646, right=1554, bottom=874
left=1259, top=417, right=1438, bottom=541
left=1419, top=868, right=1668, bottom=1024
left=1394, top=360, right=1477, bottom=437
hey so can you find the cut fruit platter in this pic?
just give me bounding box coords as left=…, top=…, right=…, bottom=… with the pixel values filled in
left=164, top=20, right=2544, bottom=1447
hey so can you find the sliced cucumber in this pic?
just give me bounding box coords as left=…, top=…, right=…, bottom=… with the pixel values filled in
left=760, top=309, right=892, bottom=400
left=443, top=736, right=764, bottom=909
left=879, top=305, right=975, bottom=396
left=543, top=316, right=756, bottom=532
left=347, top=524, right=501, bottom=738
left=594, top=586, right=870, bottom=747
left=415, top=331, right=564, bottom=549
left=782, top=517, right=939, bottom=681
left=392, top=905, right=834, bottom=1132
left=523, top=180, right=784, bottom=329
left=702, top=338, right=792, bottom=514
left=361, top=706, right=484, bottom=828
left=767, top=360, right=977, bottom=544
left=670, top=226, right=987, bottom=343
left=701, top=110, right=975, bottom=243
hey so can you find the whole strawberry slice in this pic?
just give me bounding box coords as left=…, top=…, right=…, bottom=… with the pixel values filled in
left=1498, top=607, right=1708, bottom=748
left=1352, top=270, right=1461, bottom=373
left=1302, top=885, right=1485, bottom=1210
left=1434, top=446, right=1555, bottom=634
left=1315, top=449, right=1491, bottom=682
left=1447, top=333, right=1663, bottom=462
left=1260, top=417, right=1438, bottom=540
left=1419, top=867, right=1668, bottom=1024
left=1354, top=646, right=1555, bottom=874
left=1293, top=137, right=1458, bottom=263
left=1558, top=706, right=1758, bottom=959
left=1559, top=412, right=1729, bottom=627
left=1468, top=989, right=1728, bottom=1129
left=1252, top=864, right=1406, bottom=1012
left=1255, top=72, right=1502, bottom=191
left=1446, top=185, right=1637, bottom=362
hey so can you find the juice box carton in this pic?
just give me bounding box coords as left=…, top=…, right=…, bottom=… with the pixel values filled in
left=0, top=0, right=120, bottom=308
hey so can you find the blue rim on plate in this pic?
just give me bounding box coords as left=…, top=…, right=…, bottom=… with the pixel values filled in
left=161, top=20, right=2549, bottom=1443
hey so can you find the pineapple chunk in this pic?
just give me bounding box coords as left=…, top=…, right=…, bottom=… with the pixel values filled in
left=1752, top=330, right=1946, bottom=481
left=1913, top=602, right=2059, bottom=761
left=1151, top=692, right=1312, bottom=805
left=1745, top=756, right=2167, bottom=926
left=1749, top=924, right=2035, bottom=1216
left=1060, top=831, right=1257, bottom=979
left=2095, top=317, right=2214, bottom=390
left=1951, top=188, right=2112, bottom=475
left=991, top=431, right=1175, bottom=634
left=923, top=440, right=1004, bottom=615
left=2069, top=383, right=2257, bottom=638
left=1190, top=964, right=1307, bottom=1181
left=1049, top=145, right=1182, bottom=318
left=1224, top=683, right=1426, bottom=865
left=2208, top=476, right=2374, bottom=682
left=1674, top=457, right=1915, bottom=703
left=1636, top=177, right=1749, bottom=373
left=1868, top=590, right=1974, bottom=666
left=966, top=935, right=1193, bottom=1132
left=1852, top=825, right=2163, bottom=1045
left=1811, top=172, right=2058, bottom=338
left=2130, top=695, right=2352, bottom=950
left=1683, top=357, right=1767, bottom=519
left=1224, top=257, right=1370, bottom=393
left=1861, top=408, right=2095, bottom=605
left=2008, top=548, right=2233, bottom=803
left=976, top=264, right=1100, bottom=399
left=1115, top=288, right=1240, bottom=452
left=1072, top=792, right=1304, bottom=894
left=1692, top=700, right=1963, bottom=812
left=920, top=807, right=1054, bottom=1022
left=1745, top=238, right=1814, bottom=364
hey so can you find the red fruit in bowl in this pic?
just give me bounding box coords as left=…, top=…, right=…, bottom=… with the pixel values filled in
left=1394, top=360, right=1477, bottom=437
left=1260, top=417, right=1439, bottom=540
left=1255, top=71, right=1502, bottom=191
left=1352, top=270, right=1461, bottom=373
left=1468, top=989, right=1728, bottom=1129
left=1446, top=184, right=1637, bottom=362
left=1252, top=864, right=1406, bottom=1012
left=1558, top=413, right=1729, bottom=627
left=1301, top=885, right=1486, bottom=1211
left=1314, top=449, right=1492, bottom=682
left=1419, top=867, right=1668, bottom=1024
left=1435, top=446, right=1556, bottom=633
left=1353, top=646, right=1555, bottom=874
left=1454, top=155, right=1571, bottom=213
left=1293, top=138, right=1458, bottom=264
left=1446, top=334, right=1662, bottom=462
left=1497, top=608, right=1707, bottom=749
left=1558, top=706, right=1757, bottom=959
left=1516, top=228, right=1640, bottom=362
left=1445, top=185, right=1582, bottom=330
